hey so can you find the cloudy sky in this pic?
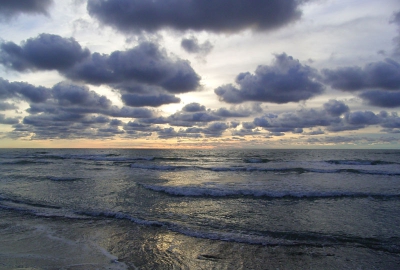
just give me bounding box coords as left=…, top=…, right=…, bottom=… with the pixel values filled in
left=0, top=0, right=399, bottom=148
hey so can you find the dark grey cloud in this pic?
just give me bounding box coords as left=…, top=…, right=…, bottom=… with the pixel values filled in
left=327, top=111, right=400, bottom=133
left=27, top=82, right=155, bottom=118
left=379, top=111, right=400, bottom=131
left=0, top=114, right=19, bottom=125
left=253, top=100, right=347, bottom=134
left=344, top=111, right=381, bottom=126
left=0, top=34, right=90, bottom=72
left=305, top=135, right=400, bottom=145
left=161, top=102, right=257, bottom=128
left=66, top=42, right=201, bottom=93
left=201, top=122, right=229, bottom=137
left=13, top=113, right=126, bottom=140
left=0, top=102, right=18, bottom=111
left=123, top=121, right=160, bottom=133
left=165, top=102, right=221, bottom=126
left=304, top=128, right=325, bottom=135
left=322, top=58, right=400, bottom=108
left=6, top=80, right=157, bottom=140
left=157, top=122, right=229, bottom=139
left=323, top=99, right=350, bottom=116
left=87, top=0, right=304, bottom=33
left=213, top=108, right=252, bottom=118
left=215, top=53, right=324, bottom=104
left=168, top=110, right=221, bottom=127
left=129, top=102, right=258, bottom=138
left=359, top=90, right=400, bottom=108
left=157, top=127, right=202, bottom=139
left=322, top=59, right=400, bottom=91
left=0, top=37, right=200, bottom=95
left=181, top=37, right=213, bottom=55
left=213, top=104, right=262, bottom=118
left=0, top=0, right=53, bottom=21
left=52, top=82, right=111, bottom=108
left=0, top=77, right=51, bottom=103
left=121, top=93, right=180, bottom=107
left=182, top=102, right=206, bottom=112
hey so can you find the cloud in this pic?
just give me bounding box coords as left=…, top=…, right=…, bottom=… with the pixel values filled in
left=6, top=80, right=158, bottom=140
left=0, top=114, right=19, bottom=125
left=359, top=90, right=400, bottom=108
left=213, top=103, right=262, bottom=118
left=0, top=34, right=90, bottom=72
left=391, top=11, right=400, bottom=56
left=121, top=93, right=180, bottom=107
left=65, top=42, right=201, bottom=93
left=202, top=122, right=229, bottom=137
left=251, top=100, right=400, bottom=135
left=323, top=99, right=350, bottom=116
left=182, top=102, right=206, bottom=112
left=0, top=36, right=201, bottom=94
left=322, top=59, right=400, bottom=91
left=14, top=113, right=126, bottom=140
left=0, top=77, right=51, bottom=103
left=181, top=37, right=213, bottom=55
left=215, top=53, right=324, bottom=104
left=52, top=82, right=111, bottom=108
left=327, top=111, right=400, bottom=132
left=254, top=107, right=340, bottom=133
left=87, top=0, right=304, bottom=33
left=0, top=0, right=53, bottom=21
left=344, top=111, right=381, bottom=126
left=0, top=102, right=18, bottom=111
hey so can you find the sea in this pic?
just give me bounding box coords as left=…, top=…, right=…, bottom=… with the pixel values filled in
left=0, top=148, right=399, bottom=269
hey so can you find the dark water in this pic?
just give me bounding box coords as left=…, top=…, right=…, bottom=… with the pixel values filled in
left=0, top=149, right=400, bottom=269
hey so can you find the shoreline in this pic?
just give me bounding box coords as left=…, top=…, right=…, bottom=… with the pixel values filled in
left=1, top=210, right=399, bottom=270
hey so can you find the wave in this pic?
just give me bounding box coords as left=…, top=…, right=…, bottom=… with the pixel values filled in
left=0, top=159, right=52, bottom=165
left=130, top=163, right=190, bottom=171
left=154, top=157, right=199, bottom=162
left=326, top=160, right=398, bottom=165
left=72, top=210, right=400, bottom=252
left=1, top=197, right=398, bottom=252
left=243, top=158, right=271, bottom=163
left=47, top=176, right=84, bottom=182
left=0, top=197, right=83, bottom=219
left=139, top=184, right=400, bottom=199
left=130, top=164, right=400, bottom=175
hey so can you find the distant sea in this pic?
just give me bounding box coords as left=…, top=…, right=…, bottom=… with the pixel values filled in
left=1, top=149, right=399, bottom=269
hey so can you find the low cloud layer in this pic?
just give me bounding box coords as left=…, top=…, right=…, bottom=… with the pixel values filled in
left=252, top=100, right=400, bottom=135
left=1, top=79, right=158, bottom=139
left=87, top=0, right=304, bottom=33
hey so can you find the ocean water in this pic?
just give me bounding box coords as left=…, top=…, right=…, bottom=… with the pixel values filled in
left=0, top=148, right=400, bottom=269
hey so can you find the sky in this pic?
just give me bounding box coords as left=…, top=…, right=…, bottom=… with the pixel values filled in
left=0, top=0, right=399, bottom=149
